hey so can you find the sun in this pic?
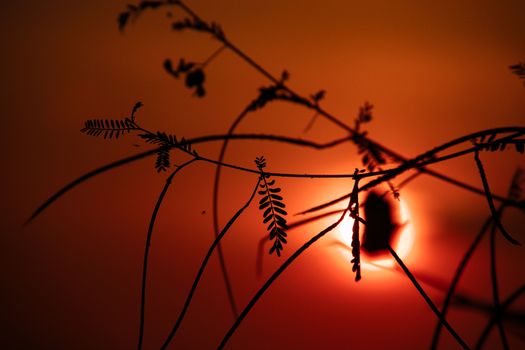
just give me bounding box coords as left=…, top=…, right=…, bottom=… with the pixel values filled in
left=335, top=197, right=415, bottom=271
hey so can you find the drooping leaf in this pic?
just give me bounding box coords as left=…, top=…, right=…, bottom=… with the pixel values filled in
left=254, top=156, right=289, bottom=257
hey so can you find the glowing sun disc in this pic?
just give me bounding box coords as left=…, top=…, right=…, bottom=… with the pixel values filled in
left=336, top=199, right=415, bottom=271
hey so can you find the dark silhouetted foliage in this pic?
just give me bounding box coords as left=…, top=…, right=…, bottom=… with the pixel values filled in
left=510, top=61, right=525, bottom=85
left=27, top=2, right=525, bottom=350
left=255, top=156, right=288, bottom=257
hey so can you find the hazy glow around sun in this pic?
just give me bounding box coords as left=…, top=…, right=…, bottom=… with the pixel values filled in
left=336, top=199, right=415, bottom=271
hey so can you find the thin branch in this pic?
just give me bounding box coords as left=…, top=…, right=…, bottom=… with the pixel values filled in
left=299, top=130, right=525, bottom=215
left=388, top=245, right=470, bottom=350
left=474, top=284, right=525, bottom=349
left=200, top=44, right=226, bottom=68
left=212, top=106, right=252, bottom=318
left=125, top=0, right=525, bottom=211
left=217, top=195, right=353, bottom=349
left=488, top=220, right=510, bottom=349
left=137, top=158, right=197, bottom=350
left=474, top=149, right=520, bottom=245
left=26, top=128, right=523, bottom=225
left=25, top=147, right=160, bottom=225
left=432, top=167, right=523, bottom=349
left=160, top=177, right=261, bottom=349
left=174, top=1, right=525, bottom=214
left=430, top=214, right=494, bottom=350
left=121, top=1, right=525, bottom=213
left=288, top=209, right=344, bottom=230
left=24, top=132, right=349, bottom=224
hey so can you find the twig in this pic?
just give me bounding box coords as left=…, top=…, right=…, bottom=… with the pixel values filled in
left=474, top=284, right=525, bottom=349
left=430, top=215, right=493, bottom=349
left=489, top=220, right=509, bottom=349
left=137, top=158, right=197, bottom=350
left=26, top=128, right=524, bottom=226
left=474, top=149, right=520, bottom=245
left=212, top=106, right=252, bottom=318
left=217, top=191, right=353, bottom=349
left=388, top=245, right=470, bottom=350
left=432, top=167, right=523, bottom=349
left=160, top=177, right=261, bottom=349
left=299, top=129, right=525, bottom=215
left=173, top=0, right=525, bottom=215
left=125, top=0, right=525, bottom=212
left=24, top=132, right=349, bottom=224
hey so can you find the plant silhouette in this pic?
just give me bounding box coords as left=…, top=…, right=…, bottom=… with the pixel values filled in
left=25, top=1, right=525, bottom=349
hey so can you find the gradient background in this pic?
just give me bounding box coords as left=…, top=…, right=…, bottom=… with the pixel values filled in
left=1, top=0, right=524, bottom=349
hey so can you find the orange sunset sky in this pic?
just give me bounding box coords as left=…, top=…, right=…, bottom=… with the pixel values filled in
left=1, top=0, right=524, bottom=349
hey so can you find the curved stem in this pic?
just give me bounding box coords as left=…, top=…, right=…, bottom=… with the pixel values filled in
left=25, top=147, right=159, bottom=225
left=489, top=221, right=509, bottom=349
left=474, top=150, right=520, bottom=245
left=430, top=214, right=493, bottom=350
left=474, top=284, right=525, bottom=349
left=211, top=107, right=252, bottom=319
left=432, top=166, right=523, bottom=349
left=388, top=245, right=470, bottom=350
left=137, top=158, right=197, bottom=350
left=24, top=132, right=350, bottom=224
left=217, top=201, right=351, bottom=349
left=299, top=130, right=525, bottom=215
left=27, top=129, right=524, bottom=225
left=160, top=178, right=261, bottom=349
left=173, top=0, right=525, bottom=207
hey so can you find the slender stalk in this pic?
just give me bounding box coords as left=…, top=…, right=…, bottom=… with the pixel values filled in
left=173, top=0, right=525, bottom=210
left=297, top=130, right=525, bottom=215
left=27, top=129, right=524, bottom=225
left=160, top=178, right=261, bottom=349
left=489, top=221, right=509, bottom=349
left=432, top=167, right=522, bottom=349
left=24, top=132, right=349, bottom=224
left=200, top=44, right=226, bottom=68
left=211, top=107, right=252, bottom=318
left=25, top=147, right=159, bottom=225
left=474, top=150, right=519, bottom=245
left=137, top=158, right=197, bottom=350
left=475, top=284, right=525, bottom=349
left=388, top=245, right=470, bottom=350
left=430, top=214, right=493, bottom=350
left=217, top=200, right=352, bottom=350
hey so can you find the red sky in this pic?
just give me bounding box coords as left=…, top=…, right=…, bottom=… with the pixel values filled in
left=1, top=0, right=524, bottom=349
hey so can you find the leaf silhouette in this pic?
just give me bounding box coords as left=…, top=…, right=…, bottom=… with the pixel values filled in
left=255, top=156, right=288, bottom=257
left=118, top=1, right=166, bottom=32
left=164, top=58, right=206, bottom=97
left=171, top=16, right=225, bottom=40
left=349, top=169, right=362, bottom=282
left=118, top=11, right=131, bottom=32
left=155, top=147, right=170, bottom=172
left=509, top=61, right=525, bottom=85
left=141, top=132, right=198, bottom=154
left=80, top=118, right=137, bottom=139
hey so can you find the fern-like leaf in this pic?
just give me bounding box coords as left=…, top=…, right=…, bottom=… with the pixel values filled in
left=171, top=16, right=225, bottom=40
left=118, top=1, right=167, bottom=32
left=80, top=118, right=137, bottom=139
left=138, top=131, right=199, bottom=170
left=155, top=147, right=170, bottom=172
left=349, top=169, right=362, bottom=282
left=255, top=156, right=288, bottom=257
